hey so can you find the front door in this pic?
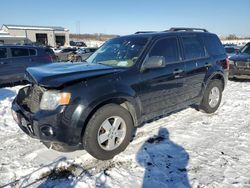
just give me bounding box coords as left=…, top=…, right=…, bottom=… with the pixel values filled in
left=138, top=37, right=186, bottom=121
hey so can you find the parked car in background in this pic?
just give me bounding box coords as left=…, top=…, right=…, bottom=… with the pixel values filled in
left=55, top=47, right=77, bottom=61
left=0, top=45, right=55, bottom=84
left=224, top=45, right=240, bottom=58
left=229, top=42, right=250, bottom=79
left=69, top=41, right=87, bottom=47
left=12, top=28, right=228, bottom=160
left=68, top=47, right=98, bottom=62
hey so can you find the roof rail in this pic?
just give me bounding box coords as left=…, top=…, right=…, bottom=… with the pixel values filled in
left=134, top=31, right=156, bottom=34
left=168, top=27, right=208, bottom=32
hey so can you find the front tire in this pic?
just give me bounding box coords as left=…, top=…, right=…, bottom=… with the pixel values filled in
left=199, top=79, right=223, bottom=113
left=83, top=104, right=134, bottom=160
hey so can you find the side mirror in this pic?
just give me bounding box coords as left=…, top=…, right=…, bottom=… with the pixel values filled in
left=142, top=56, right=166, bottom=71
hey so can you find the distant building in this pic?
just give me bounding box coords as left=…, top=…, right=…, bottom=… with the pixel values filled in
left=0, top=24, right=69, bottom=47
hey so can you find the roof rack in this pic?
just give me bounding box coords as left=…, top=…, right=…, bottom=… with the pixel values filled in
left=134, top=31, right=156, bottom=34
left=168, top=27, right=208, bottom=32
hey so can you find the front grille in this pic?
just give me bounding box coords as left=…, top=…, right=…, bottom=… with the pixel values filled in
left=236, top=61, right=250, bottom=69
left=24, top=85, right=45, bottom=113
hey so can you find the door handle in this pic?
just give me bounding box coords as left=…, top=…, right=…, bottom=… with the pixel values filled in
left=173, top=69, right=184, bottom=74
left=205, top=63, right=211, bottom=67
left=173, top=69, right=184, bottom=78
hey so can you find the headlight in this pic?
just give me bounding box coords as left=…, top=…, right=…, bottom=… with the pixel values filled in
left=40, top=91, right=71, bottom=110
left=229, top=60, right=235, bottom=65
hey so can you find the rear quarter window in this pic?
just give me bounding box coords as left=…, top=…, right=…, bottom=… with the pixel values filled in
left=203, top=35, right=225, bottom=56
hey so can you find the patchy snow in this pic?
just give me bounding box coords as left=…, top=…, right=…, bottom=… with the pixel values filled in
left=0, top=80, right=250, bottom=188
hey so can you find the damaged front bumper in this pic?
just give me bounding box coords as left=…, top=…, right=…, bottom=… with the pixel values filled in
left=229, top=62, right=250, bottom=79
left=11, top=86, right=83, bottom=151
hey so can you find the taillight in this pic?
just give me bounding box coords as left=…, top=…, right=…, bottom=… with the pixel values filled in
left=226, top=58, right=229, bottom=70
left=44, top=55, right=52, bottom=62
left=217, top=58, right=229, bottom=70
left=43, top=54, right=56, bottom=62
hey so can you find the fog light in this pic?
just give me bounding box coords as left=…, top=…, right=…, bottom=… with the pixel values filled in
left=11, top=110, right=19, bottom=124
left=41, top=125, right=54, bottom=137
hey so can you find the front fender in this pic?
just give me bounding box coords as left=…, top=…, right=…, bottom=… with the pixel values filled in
left=64, top=83, right=142, bottom=134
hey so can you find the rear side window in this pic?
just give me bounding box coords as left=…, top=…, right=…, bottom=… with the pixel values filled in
left=182, top=36, right=205, bottom=60
left=45, top=48, right=55, bottom=55
left=11, top=48, right=29, bottom=57
left=29, top=49, right=37, bottom=56
left=149, top=37, right=180, bottom=63
left=203, top=35, right=225, bottom=56
left=0, top=48, right=7, bottom=59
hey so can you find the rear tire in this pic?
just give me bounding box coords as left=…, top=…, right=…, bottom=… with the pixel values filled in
left=199, top=79, right=223, bottom=113
left=83, top=104, right=134, bottom=160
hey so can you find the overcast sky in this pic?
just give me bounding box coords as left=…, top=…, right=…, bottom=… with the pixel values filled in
left=0, top=0, right=249, bottom=37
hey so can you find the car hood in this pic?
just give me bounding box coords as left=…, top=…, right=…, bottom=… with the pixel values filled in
left=26, top=62, right=125, bottom=88
left=230, top=54, right=250, bottom=61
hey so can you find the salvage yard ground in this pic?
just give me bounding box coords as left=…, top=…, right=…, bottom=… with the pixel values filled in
left=0, top=80, right=250, bottom=188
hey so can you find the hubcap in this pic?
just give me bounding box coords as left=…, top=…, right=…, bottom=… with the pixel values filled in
left=208, top=86, right=220, bottom=108
left=97, top=116, right=126, bottom=151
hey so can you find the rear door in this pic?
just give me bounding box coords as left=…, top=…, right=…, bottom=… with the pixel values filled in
left=0, top=47, right=12, bottom=83
left=9, top=47, right=31, bottom=80
left=138, top=37, right=186, bottom=120
left=180, top=35, right=209, bottom=100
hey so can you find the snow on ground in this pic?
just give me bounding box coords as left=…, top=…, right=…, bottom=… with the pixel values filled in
left=0, top=80, right=250, bottom=188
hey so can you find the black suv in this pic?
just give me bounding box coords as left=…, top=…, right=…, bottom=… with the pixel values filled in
left=12, top=28, right=228, bottom=160
left=229, top=42, right=250, bottom=79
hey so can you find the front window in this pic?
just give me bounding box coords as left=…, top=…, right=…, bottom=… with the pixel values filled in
left=240, top=43, right=250, bottom=54
left=86, top=37, right=148, bottom=68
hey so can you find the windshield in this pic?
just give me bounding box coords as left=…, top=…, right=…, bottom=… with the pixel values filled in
left=86, top=36, right=148, bottom=67
left=240, top=43, right=250, bottom=54
left=225, top=47, right=236, bottom=54
left=76, top=48, right=85, bottom=54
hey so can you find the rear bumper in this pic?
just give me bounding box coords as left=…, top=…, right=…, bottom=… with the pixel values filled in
left=12, top=87, right=83, bottom=150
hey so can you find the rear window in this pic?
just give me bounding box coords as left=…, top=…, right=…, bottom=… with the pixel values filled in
left=203, top=35, right=225, bottom=56
left=11, top=48, right=29, bottom=57
left=0, top=48, right=7, bottom=59
left=182, top=36, right=206, bottom=60
left=62, top=48, right=75, bottom=53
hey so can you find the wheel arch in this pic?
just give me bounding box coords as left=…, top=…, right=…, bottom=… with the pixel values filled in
left=205, top=71, right=226, bottom=91
left=79, top=95, right=141, bottom=141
